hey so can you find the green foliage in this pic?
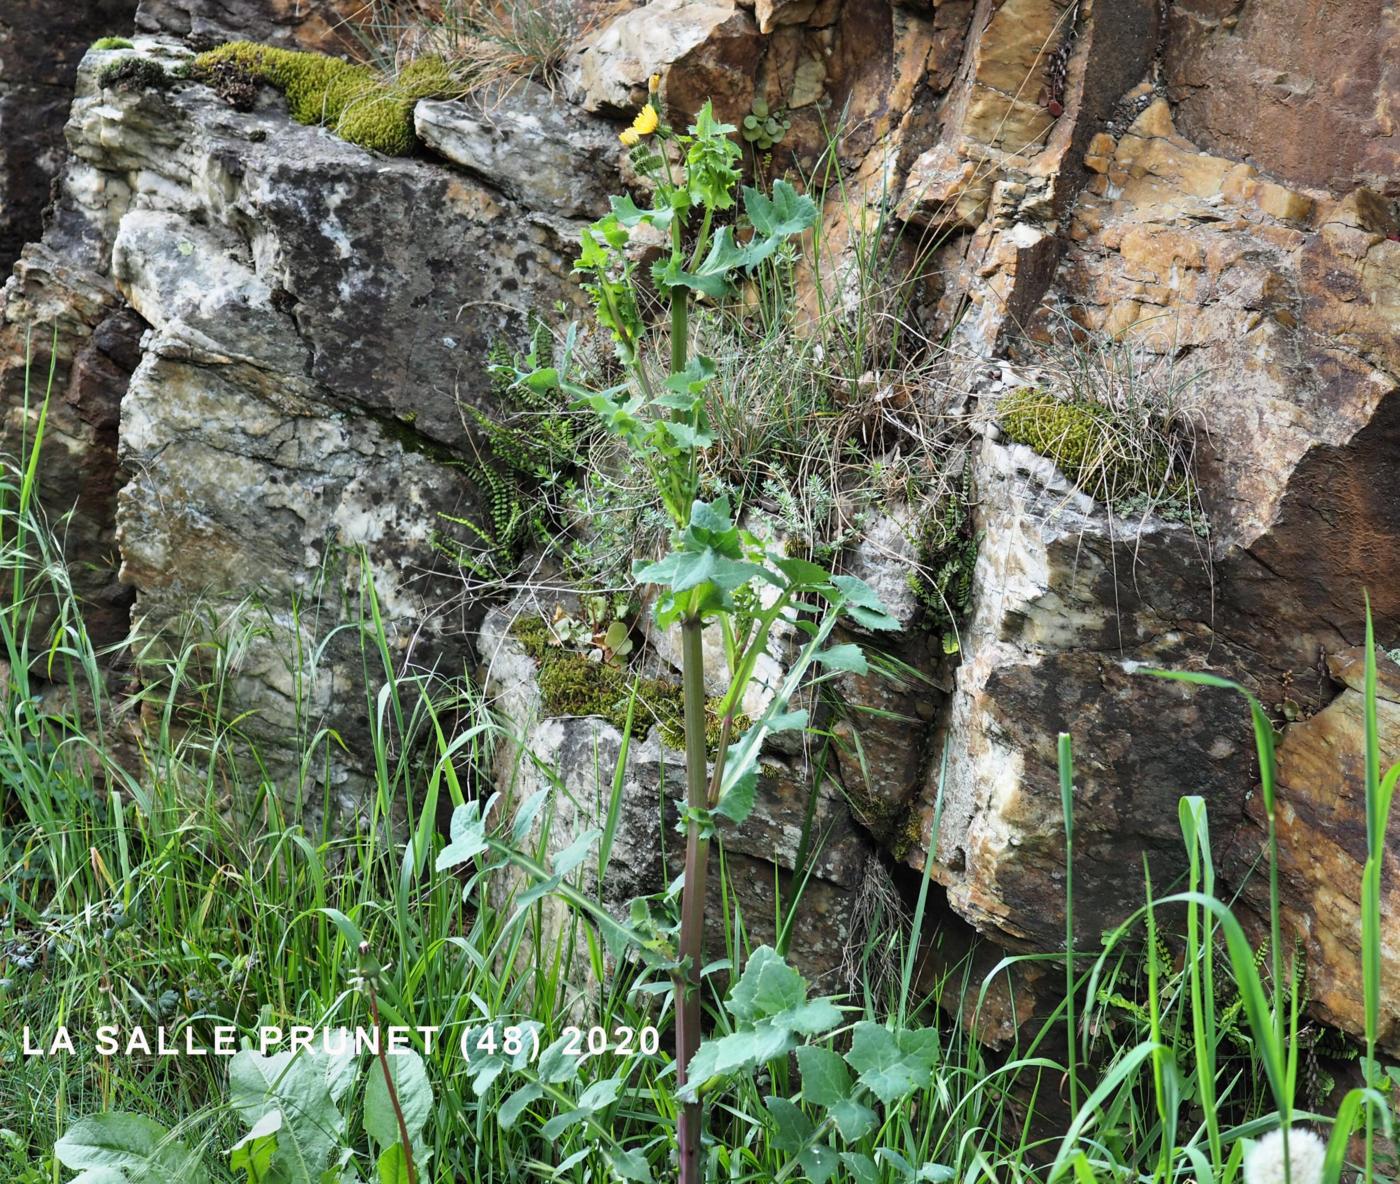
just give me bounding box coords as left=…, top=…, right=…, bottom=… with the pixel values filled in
left=741, top=98, right=791, bottom=151
left=907, top=459, right=979, bottom=651
left=54, top=1113, right=207, bottom=1184
left=998, top=385, right=1180, bottom=504
left=511, top=615, right=741, bottom=750
left=192, top=42, right=462, bottom=154
left=95, top=56, right=171, bottom=93
left=90, top=36, right=135, bottom=51
left=436, top=328, right=586, bottom=580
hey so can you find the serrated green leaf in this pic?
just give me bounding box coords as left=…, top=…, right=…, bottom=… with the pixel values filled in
left=662, top=421, right=715, bottom=450
left=229, top=1050, right=342, bottom=1184
left=796, top=1046, right=851, bottom=1106
left=780, top=997, right=844, bottom=1035
left=728, top=946, right=807, bottom=1022
left=714, top=765, right=758, bottom=824
left=815, top=644, right=868, bottom=674
left=610, top=193, right=672, bottom=230
left=800, top=1144, right=840, bottom=1184
left=841, top=1152, right=879, bottom=1184
left=766, top=708, right=810, bottom=733
left=844, top=1023, right=938, bottom=1104
left=536, top=1034, right=585, bottom=1084
left=763, top=1096, right=813, bottom=1153
left=829, top=1097, right=878, bottom=1141
left=606, top=1147, right=654, bottom=1182
left=682, top=1023, right=793, bottom=1091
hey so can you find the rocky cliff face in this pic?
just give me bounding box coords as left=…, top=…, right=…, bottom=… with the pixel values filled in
left=0, top=1, right=141, bottom=270
left=1, top=0, right=1396, bottom=1044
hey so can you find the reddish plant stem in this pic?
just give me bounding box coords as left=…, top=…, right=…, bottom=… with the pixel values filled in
left=675, top=615, right=709, bottom=1184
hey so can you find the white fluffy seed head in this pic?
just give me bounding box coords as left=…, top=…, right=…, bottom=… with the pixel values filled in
left=1243, top=1128, right=1327, bottom=1184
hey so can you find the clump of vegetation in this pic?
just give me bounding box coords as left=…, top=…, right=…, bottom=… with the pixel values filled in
left=349, top=0, right=596, bottom=89
left=511, top=614, right=742, bottom=750
left=907, top=459, right=979, bottom=652
left=435, top=329, right=591, bottom=580
left=90, top=36, right=134, bottom=51
left=741, top=98, right=790, bottom=151
left=191, top=41, right=463, bottom=154
left=998, top=384, right=1184, bottom=504
left=95, top=56, right=171, bottom=93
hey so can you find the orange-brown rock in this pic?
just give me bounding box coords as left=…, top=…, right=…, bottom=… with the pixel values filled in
left=1229, top=648, right=1400, bottom=1053
left=1166, top=0, right=1400, bottom=198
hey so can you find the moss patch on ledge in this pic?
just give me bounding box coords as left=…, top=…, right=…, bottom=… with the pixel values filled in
left=511, top=617, right=745, bottom=752
left=192, top=42, right=462, bottom=155
left=997, top=386, right=1182, bottom=505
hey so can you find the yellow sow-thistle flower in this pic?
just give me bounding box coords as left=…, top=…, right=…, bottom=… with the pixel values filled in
left=619, top=100, right=659, bottom=147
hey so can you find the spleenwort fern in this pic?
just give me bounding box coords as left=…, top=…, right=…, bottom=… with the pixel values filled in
left=436, top=327, right=585, bottom=578
left=908, top=459, right=980, bottom=650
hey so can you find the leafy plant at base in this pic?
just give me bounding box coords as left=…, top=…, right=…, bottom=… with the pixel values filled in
left=490, top=89, right=900, bottom=1184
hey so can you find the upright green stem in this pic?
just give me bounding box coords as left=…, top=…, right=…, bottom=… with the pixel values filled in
left=675, top=613, right=710, bottom=1184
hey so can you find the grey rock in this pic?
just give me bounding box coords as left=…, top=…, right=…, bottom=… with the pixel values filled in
left=911, top=439, right=1253, bottom=950
left=416, top=84, right=622, bottom=219
left=1, top=40, right=591, bottom=801
left=478, top=600, right=883, bottom=988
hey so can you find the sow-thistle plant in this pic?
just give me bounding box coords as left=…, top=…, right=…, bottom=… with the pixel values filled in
left=516, top=87, right=900, bottom=1183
